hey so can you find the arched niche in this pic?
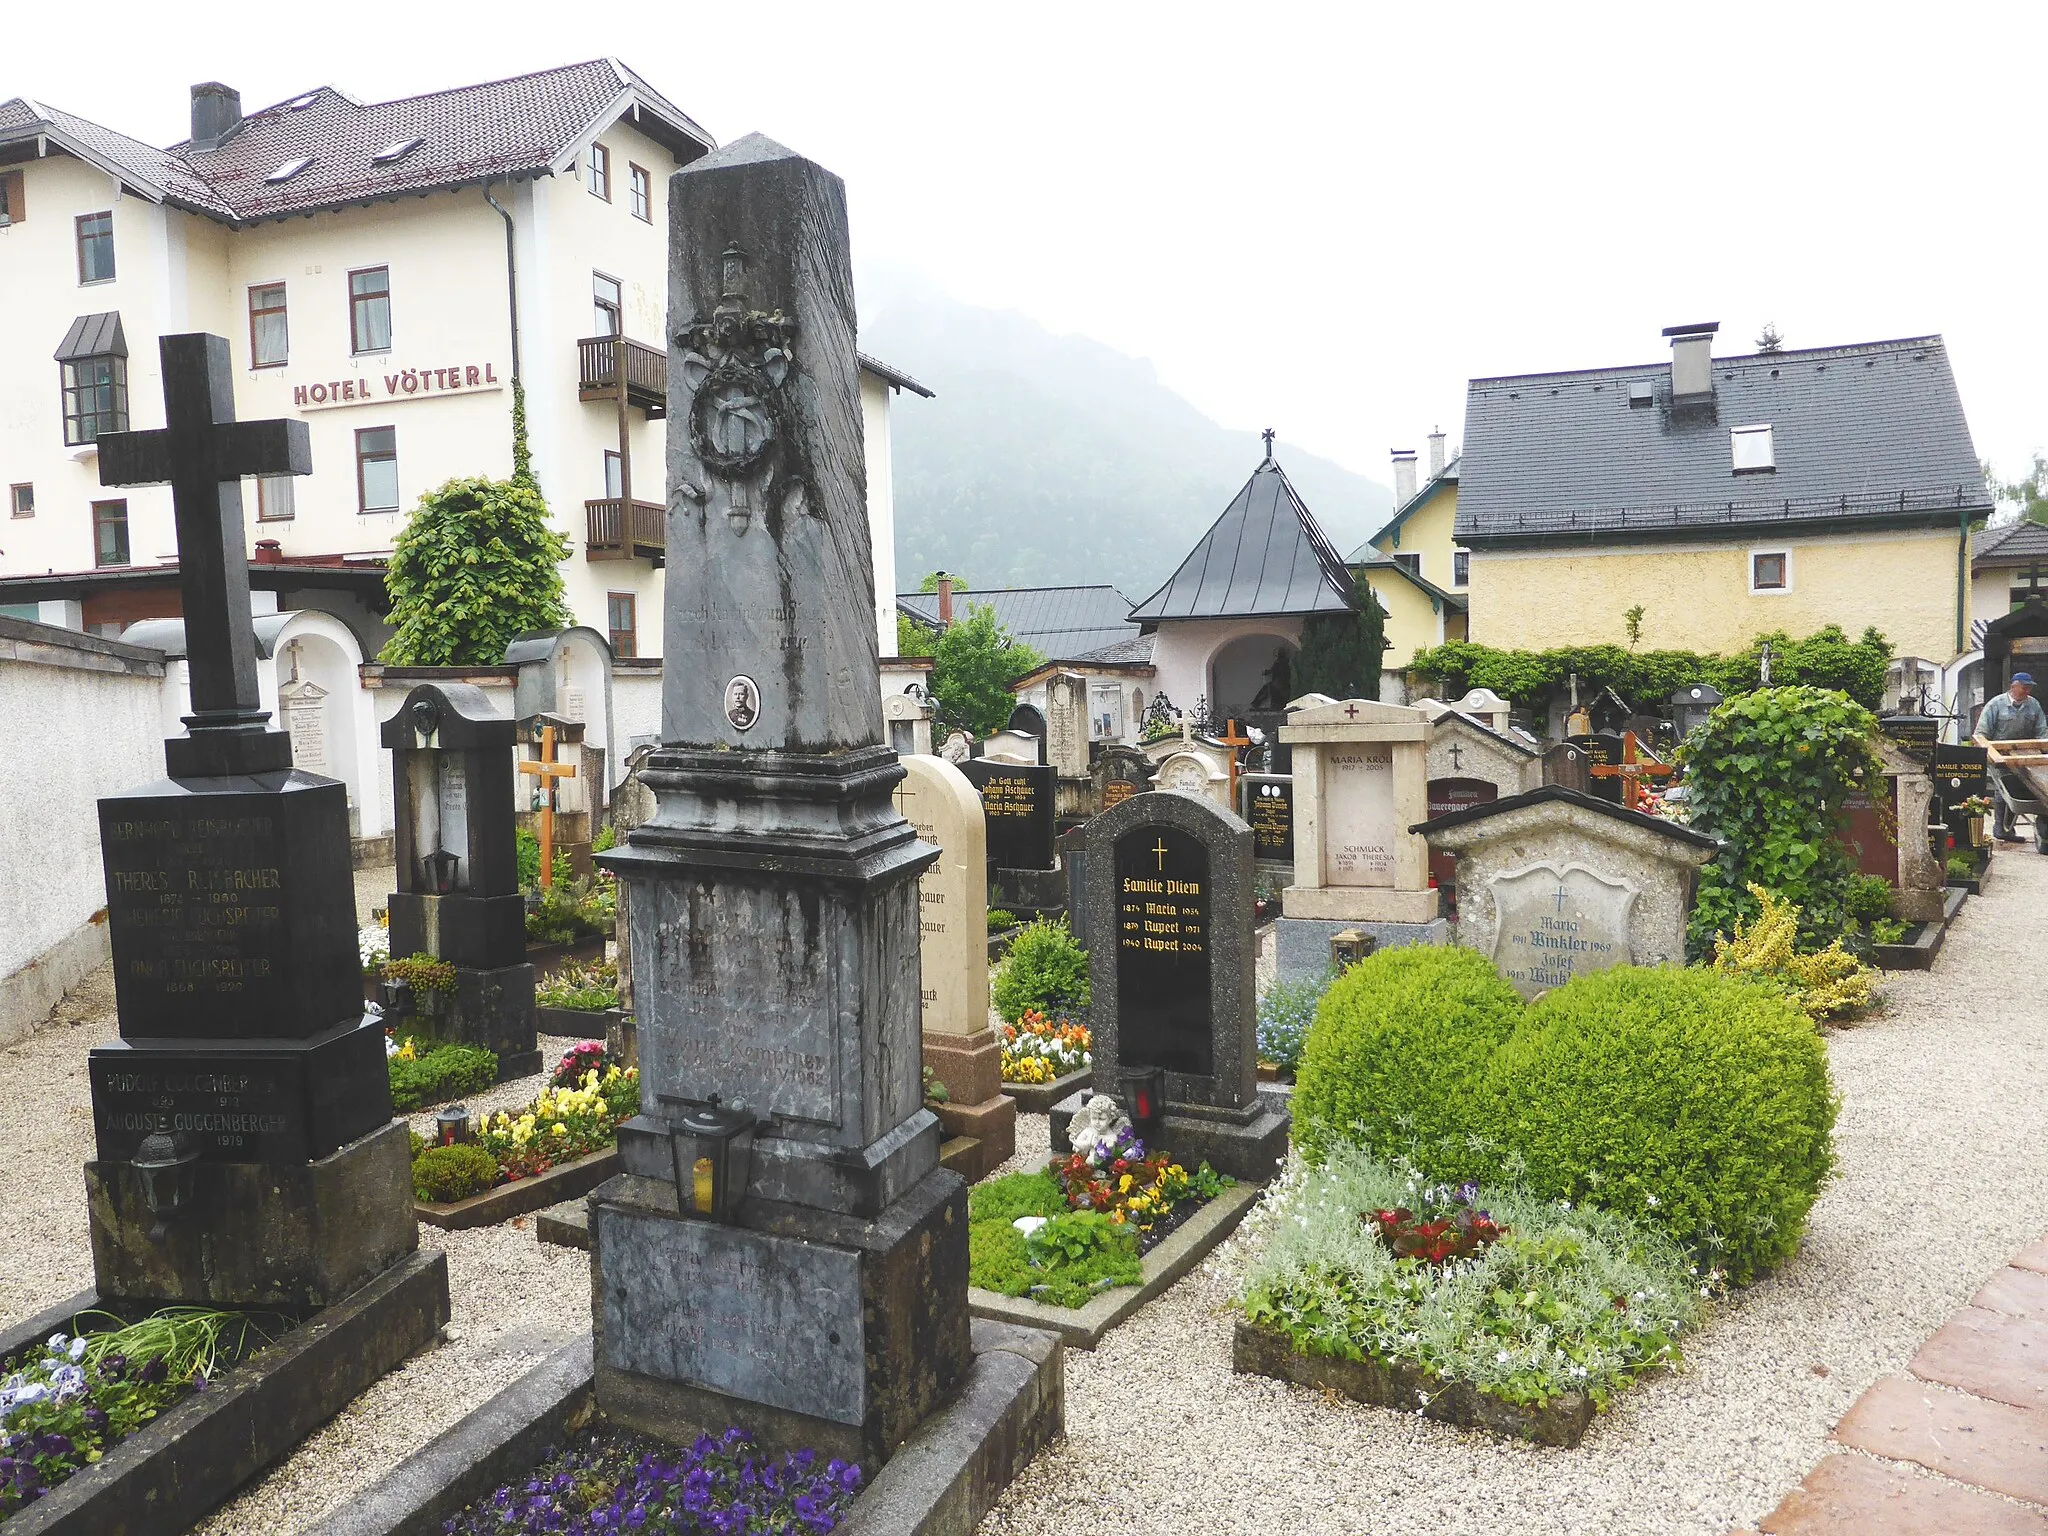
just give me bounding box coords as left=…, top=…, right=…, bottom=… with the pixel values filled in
left=1207, top=631, right=1299, bottom=725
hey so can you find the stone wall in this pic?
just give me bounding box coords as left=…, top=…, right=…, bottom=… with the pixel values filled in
left=0, top=617, right=167, bottom=1043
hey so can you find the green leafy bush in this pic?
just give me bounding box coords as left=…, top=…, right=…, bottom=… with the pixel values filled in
left=1681, top=686, right=1882, bottom=958
left=987, top=908, right=1018, bottom=933
left=388, top=1042, right=500, bottom=1111
left=515, top=829, right=572, bottom=892
left=929, top=604, right=1046, bottom=738
left=1234, top=1147, right=1700, bottom=1410
left=382, top=953, right=456, bottom=995
left=379, top=469, right=570, bottom=666
left=1256, top=971, right=1331, bottom=1071
left=1291, top=945, right=1522, bottom=1171
left=1842, top=874, right=1895, bottom=925
left=991, top=918, right=1090, bottom=1022
left=411, top=1142, right=502, bottom=1203
left=1477, top=967, right=1836, bottom=1285
left=969, top=1208, right=1141, bottom=1308
left=969, top=1170, right=1068, bottom=1224
left=526, top=879, right=608, bottom=945
left=1947, top=851, right=1977, bottom=879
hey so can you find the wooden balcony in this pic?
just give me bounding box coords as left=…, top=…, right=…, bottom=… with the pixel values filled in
left=585, top=499, right=665, bottom=565
left=576, top=335, right=667, bottom=417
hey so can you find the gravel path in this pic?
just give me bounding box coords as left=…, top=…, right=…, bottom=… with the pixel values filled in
left=977, top=853, right=2048, bottom=1536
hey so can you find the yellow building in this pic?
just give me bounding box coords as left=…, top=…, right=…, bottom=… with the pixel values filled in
left=1455, top=324, right=1990, bottom=662
left=1350, top=432, right=1467, bottom=665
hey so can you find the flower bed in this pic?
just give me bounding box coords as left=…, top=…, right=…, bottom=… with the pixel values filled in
left=443, top=1424, right=861, bottom=1535
left=1229, top=1148, right=1704, bottom=1443
left=0, top=1308, right=272, bottom=1515
left=387, top=1033, right=499, bottom=1112
left=535, top=961, right=622, bottom=1039
left=967, top=1121, right=1230, bottom=1310
left=999, top=1009, right=1090, bottom=1086
left=408, top=1055, right=640, bottom=1213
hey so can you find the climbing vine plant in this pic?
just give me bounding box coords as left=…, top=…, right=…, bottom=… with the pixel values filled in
left=1679, top=685, right=1882, bottom=959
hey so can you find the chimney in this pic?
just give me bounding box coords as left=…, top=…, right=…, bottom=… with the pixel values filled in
left=189, top=83, right=243, bottom=151
left=1662, top=321, right=1720, bottom=407
left=1391, top=449, right=1418, bottom=508
left=936, top=572, right=954, bottom=626
left=1427, top=429, right=1446, bottom=479
left=253, top=538, right=283, bottom=565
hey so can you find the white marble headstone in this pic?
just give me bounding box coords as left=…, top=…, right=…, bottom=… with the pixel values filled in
left=1323, top=745, right=1396, bottom=887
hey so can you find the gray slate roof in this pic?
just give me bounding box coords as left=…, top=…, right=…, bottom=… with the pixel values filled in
left=1456, top=336, right=1989, bottom=544
left=1974, top=522, right=2048, bottom=570
left=896, top=585, right=1140, bottom=661
left=1128, top=459, right=1356, bottom=622
left=0, top=60, right=712, bottom=226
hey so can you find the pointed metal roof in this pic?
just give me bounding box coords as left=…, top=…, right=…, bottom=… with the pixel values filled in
left=1128, top=457, right=1356, bottom=622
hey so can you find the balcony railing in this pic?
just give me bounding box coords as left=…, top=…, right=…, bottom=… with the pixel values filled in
left=577, top=335, right=667, bottom=418
left=585, top=498, right=665, bottom=565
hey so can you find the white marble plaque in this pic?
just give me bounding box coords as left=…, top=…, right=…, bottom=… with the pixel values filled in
left=1324, top=746, right=1396, bottom=887
left=1490, top=861, right=1637, bottom=998
left=436, top=756, right=469, bottom=884
left=280, top=681, right=328, bottom=773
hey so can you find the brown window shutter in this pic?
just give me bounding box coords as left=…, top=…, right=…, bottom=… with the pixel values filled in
left=0, top=170, right=23, bottom=224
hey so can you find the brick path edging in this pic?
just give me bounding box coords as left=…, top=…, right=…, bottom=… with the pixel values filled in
left=1744, top=1235, right=2048, bottom=1534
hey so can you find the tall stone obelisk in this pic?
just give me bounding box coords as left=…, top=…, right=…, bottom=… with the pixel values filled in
left=592, top=135, right=968, bottom=1466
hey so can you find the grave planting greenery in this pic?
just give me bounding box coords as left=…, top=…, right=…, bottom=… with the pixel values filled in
left=473, top=1059, right=639, bottom=1183
left=991, top=918, right=1090, bottom=1023
left=1256, top=971, right=1331, bottom=1075
left=1290, top=949, right=1838, bottom=1285
left=0, top=1308, right=274, bottom=1515
left=1233, top=1147, right=1700, bottom=1414
left=524, top=876, right=613, bottom=946
left=1708, top=884, right=1877, bottom=1023
left=1410, top=623, right=1893, bottom=715
left=1679, top=685, right=1884, bottom=958
left=535, top=958, right=620, bottom=1012
left=411, top=1143, right=501, bottom=1204
left=387, top=1037, right=499, bottom=1112
left=998, top=1008, right=1091, bottom=1085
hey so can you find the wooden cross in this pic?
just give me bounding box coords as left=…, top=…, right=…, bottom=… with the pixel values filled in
left=1587, top=730, right=1676, bottom=811
left=517, top=723, right=578, bottom=890
left=97, top=333, right=310, bottom=740
left=1216, top=717, right=1253, bottom=804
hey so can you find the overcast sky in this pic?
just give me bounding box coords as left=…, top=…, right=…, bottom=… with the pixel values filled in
left=13, top=2, right=2045, bottom=495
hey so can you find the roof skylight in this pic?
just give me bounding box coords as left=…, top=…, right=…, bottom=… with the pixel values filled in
left=286, top=92, right=319, bottom=110
left=372, top=137, right=424, bottom=165
left=265, top=156, right=314, bottom=184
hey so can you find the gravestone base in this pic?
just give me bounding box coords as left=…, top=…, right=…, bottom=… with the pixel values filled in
left=616, top=1112, right=941, bottom=1220
left=1274, top=915, right=1448, bottom=984
left=990, top=866, right=1065, bottom=916
left=1280, top=885, right=1440, bottom=923
left=439, top=962, right=540, bottom=1082
left=589, top=1169, right=971, bottom=1469
left=87, top=1015, right=394, bottom=1165
left=85, top=1119, right=415, bottom=1307
left=388, top=892, right=527, bottom=972
left=922, top=1029, right=1004, bottom=1107
left=933, top=1095, right=1016, bottom=1176
left=1049, top=1091, right=1289, bottom=1184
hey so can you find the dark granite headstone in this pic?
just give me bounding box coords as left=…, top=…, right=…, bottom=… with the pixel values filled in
left=1542, top=742, right=1590, bottom=793
left=1241, top=774, right=1294, bottom=862
left=1092, top=744, right=1153, bottom=815
left=1571, top=733, right=1625, bottom=804
left=1880, top=714, right=1940, bottom=770
left=1113, top=823, right=1214, bottom=1076
left=1424, top=776, right=1497, bottom=895
left=1935, top=743, right=1990, bottom=804
left=961, top=759, right=1055, bottom=871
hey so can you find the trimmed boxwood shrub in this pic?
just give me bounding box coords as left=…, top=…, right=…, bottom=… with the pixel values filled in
left=991, top=918, right=1090, bottom=1023
left=1291, top=945, right=1523, bottom=1171
left=389, top=1042, right=499, bottom=1111
left=1477, top=966, right=1836, bottom=1284
left=412, top=1142, right=501, bottom=1203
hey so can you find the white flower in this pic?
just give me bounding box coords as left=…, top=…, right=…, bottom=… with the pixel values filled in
left=1643, top=1193, right=1659, bottom=1208
left=67, top=1337, right=86, bottom=1362
left=1699, top=1285, right=1711, bottom=1298
left=44, top=1333, right=65, bottom=1353
left=1495, top=1349, right=1510, bottom=1363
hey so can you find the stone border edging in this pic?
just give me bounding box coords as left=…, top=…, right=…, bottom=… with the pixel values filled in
left=3, top=1250, right=449, bottom=1536
left=296, top=1318, right=1063, bottom=1536
left=968, top=1180, right=1260, bottom=1349
left=1873, top=887, right=1966, bottom=971
left=416, top=1148, right=621, bottom=1230
left=1003, top=1067, right=1090, bottom=1115
left=535, top=1005, right=619, bottom=1039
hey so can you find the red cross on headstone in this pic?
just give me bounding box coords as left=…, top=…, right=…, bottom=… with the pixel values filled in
left=97, top=333, right=311, bottom=770
left=1344, top=702, right=1361, bottom=719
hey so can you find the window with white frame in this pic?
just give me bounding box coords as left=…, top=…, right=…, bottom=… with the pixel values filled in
left=1731, top=423, right=1776, bottom=473
left=1750, top=549, right=1790, bottom=592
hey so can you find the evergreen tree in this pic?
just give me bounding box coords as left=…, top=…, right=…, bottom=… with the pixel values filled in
left=1293, top=592, right=1388, bottom=701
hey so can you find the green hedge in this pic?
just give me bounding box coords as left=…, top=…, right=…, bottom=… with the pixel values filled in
left=1477, top=967, right=1836, bottom=1284
left=1291, top=945, right=1522, bottom=1171
left=389, top=1042, right=499, bottom=1112
left=411, top=1142, right=501, bottom=1203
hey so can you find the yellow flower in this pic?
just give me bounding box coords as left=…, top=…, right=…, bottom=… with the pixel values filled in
left=553, top=1123, right=569, bottom=1137
left=1118, top=1173, right=1132, bottom=1193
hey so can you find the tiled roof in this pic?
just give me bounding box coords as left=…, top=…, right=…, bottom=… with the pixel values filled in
left=896, top=585, right=1141, bottom=661
left=1072, top=633, right=1156, bottom=665
left=1455, top=336, right=1990, bottom=544
left=0, top=60, right=711, bottom=227
left=1974, top=521, right=2048, bottom=569
left=1128, top=458, right=1356, bottom=622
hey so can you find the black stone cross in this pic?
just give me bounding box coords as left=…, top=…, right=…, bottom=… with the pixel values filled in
left=1261, top=427, right=1275, bottom=461
left=1448, top=741, right=1464, bottom=770
left=99, top=334, right=311, bottom=772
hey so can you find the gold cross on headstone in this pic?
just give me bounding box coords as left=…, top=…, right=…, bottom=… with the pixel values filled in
left=1152, top=838, right=1170, bottom=871
left=517, top=723, right=578, bottom=890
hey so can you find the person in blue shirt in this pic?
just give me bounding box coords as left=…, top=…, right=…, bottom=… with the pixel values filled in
left=1976, top=672, right=2048, bottom=840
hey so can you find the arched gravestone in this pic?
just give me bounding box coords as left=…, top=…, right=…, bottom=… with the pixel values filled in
left=1063, top=789, right=1287, bottom=1180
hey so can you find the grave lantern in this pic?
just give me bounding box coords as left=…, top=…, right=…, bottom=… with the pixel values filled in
left=131, top=1131, right=200, bottom=1243
left=1117, top=1065, right=1165, bottom=1133
left=435, top=1105, right=472, bottom=1146
left=378, top=976, right=414, bottom=1022
left=420, top=846, right=460, bottom=895
left=667, top=1096, right=757, bottom=1222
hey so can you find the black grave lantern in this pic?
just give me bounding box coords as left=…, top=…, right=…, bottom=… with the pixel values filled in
left=435, top=1105, right=472, bottom=1146
left=379, top=976, right=414, bottom=1021
left=132, top=1131, right=200, bottom=1243
left=668, top=1096, right=758, bottom=1222
left=420, top=846, right=460, bottom=895
left=1117, top=1065, right=1165, bottom=1134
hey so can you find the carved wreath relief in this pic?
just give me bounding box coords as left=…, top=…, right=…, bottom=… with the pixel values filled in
left=676, top=243, right=803, bottom=536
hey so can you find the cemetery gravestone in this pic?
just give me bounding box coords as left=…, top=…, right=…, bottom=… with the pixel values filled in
left=1061, top=790, right=1286, bottom=1180
left=1873, top=733, right=1946, bottom=923
left=1415, top=785, right=1720, bottom=999
left=86, top=332, right=416, bottom=1309
left=1669, top=683, right=1723, bottom=739
left=593, top=136, right=968, bottom=1467
left=1542, top=742, right=1591, bottom=793
left=961, top=758, right=1056, bottom=872
left=1569, top=732, right=1625, bottom=804
left=982, top=728, right=1044, bottom=766
left=881, top=690, right=935, bottom=756
left=1275, top=698, right=1443, bottom=982
left=1092, top=743, right=1153, bottom=815
left=939, top=729, right=974, bottom=763
left=382, top=684, right=539, bottom=1079
left=1242, top=773, right=1294, bottom=863
left=894, top=755, right=1014, bottom=1178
